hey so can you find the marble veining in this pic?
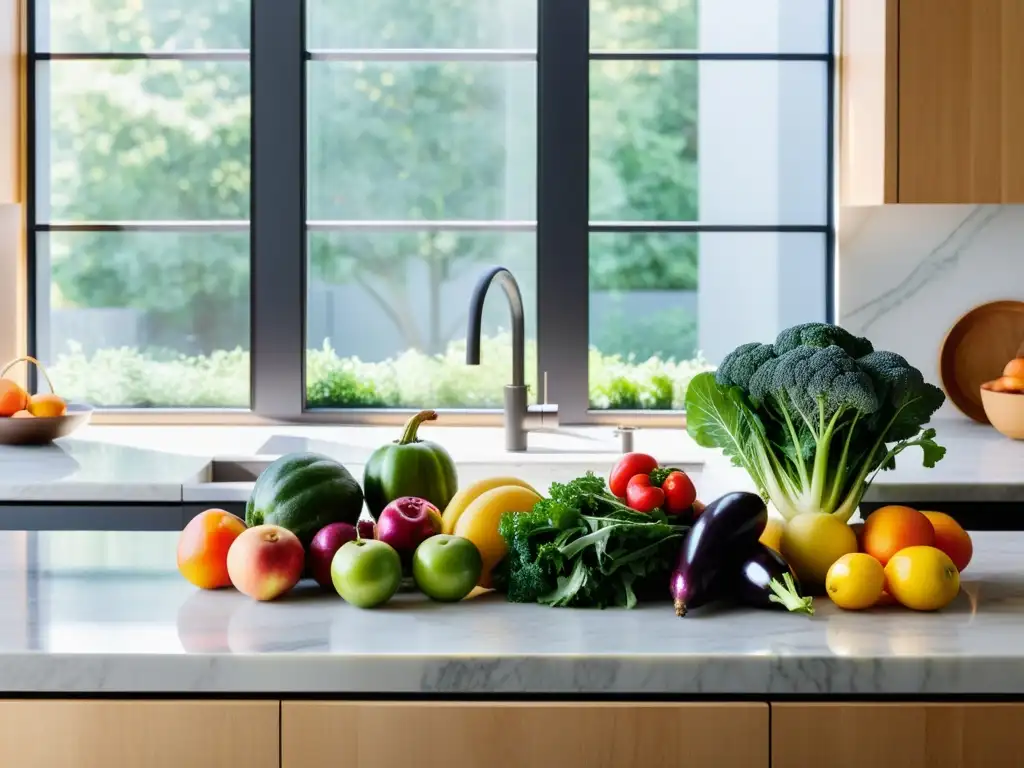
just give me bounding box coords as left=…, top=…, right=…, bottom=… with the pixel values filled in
left=839, top=204, right=1024, bottom=420
left=0, top=529, right=1021, bottom=695
left=843, top=205, right=1002, bottom=333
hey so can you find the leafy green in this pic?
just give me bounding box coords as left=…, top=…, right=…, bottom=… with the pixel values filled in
left=685, top=323, right=946, bottom=523
left=497, top=472, right=688, bottom=609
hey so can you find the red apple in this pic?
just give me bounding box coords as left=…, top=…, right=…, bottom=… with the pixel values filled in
left=357, top=517, right=377, bottom=541
left=376, top=497, right=440, bottom=559
left=308, top=522, right=358, bottom=589
left=226, top=524, right=305, bottom=601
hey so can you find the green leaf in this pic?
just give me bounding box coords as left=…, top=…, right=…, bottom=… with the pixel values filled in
left=539, top=558, right=589, bottom=607
left=684, top=372, right=763, bottom=481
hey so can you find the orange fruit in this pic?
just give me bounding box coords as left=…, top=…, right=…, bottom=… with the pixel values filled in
left=27, top=393, right=67, bottom=417
left=885, top=546, right=960, bottom=611
left=850, top=521, right=865, bottom=550
left=861, top=505, right=935, bottom=566
left=0, top=379, right=28, bottom=417
left=921, top=511, right=973, bottom=572
left=875, top=590, right=898, bottom=607
left=1003, top=358, right=1024, bottom=379
left=10, top=410, right=32, bottom=418
left=177, top=509, right=248, bottom=589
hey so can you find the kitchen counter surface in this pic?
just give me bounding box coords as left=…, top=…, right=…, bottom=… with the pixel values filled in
left=0, top=423, right=703, bottom=504
left=0, top=529, right=1022, bottom=695
left=0, top=417, right=1019, bottom=507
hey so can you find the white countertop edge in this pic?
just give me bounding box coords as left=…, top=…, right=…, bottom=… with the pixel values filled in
left=0, top=653, right=1016, bottom=695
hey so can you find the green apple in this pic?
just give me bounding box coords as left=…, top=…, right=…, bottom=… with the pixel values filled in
left=331, top=539, right=402, bottom=608
left=412, top=535, right=482, bottom=602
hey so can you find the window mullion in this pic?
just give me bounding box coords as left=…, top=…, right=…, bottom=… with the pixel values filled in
left=250, top=0, right=306, bottom=419
left=537, top=0, right=590, bottom=424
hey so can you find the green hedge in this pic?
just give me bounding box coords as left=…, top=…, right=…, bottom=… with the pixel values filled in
left=48, top=333, right=712, bottom=410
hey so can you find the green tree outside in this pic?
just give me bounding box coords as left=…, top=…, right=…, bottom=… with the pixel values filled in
left=42, top=0, right=701, bottom=409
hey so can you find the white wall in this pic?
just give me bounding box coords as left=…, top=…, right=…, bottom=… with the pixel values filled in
left=839, top=205, right=1024, bottom=419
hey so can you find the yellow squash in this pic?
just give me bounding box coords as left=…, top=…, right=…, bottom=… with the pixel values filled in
left=441, top=476, right=538, bottom=534
left=452, top=485, right=542, bottom=587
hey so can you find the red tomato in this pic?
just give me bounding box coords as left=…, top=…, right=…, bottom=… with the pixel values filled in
left=609, top=453, right=659, bottom=498
left=625, top=474, right=665, bottom=513
left=661, top=470, right=697, bottom=515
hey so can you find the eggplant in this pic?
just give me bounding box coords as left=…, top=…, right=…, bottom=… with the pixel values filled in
left=670, top=491, right=767, bottom=616
left=734, top=543, right=814, bottom=615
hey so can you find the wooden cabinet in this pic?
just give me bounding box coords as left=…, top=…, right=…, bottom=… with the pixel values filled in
left=0, top=700, right=280, bottom=768
left=281, top=701, right=768, bottom=768
left=9, top=697, right=1024, bottom=767
left=772, top=703, right=1024, bottom=768
left=841, top=0, right=1024, bottom=204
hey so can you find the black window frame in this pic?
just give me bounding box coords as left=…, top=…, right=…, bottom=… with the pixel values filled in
left=25, top=0, right=835, bottom=425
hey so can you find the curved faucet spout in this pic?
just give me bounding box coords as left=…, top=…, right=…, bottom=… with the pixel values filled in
left=465, top=266, right=525, bottom=388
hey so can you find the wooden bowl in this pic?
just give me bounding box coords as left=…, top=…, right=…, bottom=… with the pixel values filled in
left=980, top=389, right=1024, bottom=440
left=0, top=403, right=93, bottom=446
left=940, top=300, right=1024, bottom=423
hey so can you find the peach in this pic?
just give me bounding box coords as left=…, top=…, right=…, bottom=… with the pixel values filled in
left=177, top=508, right=247, bottom=589
left=226, top=524, right=305, bottom=601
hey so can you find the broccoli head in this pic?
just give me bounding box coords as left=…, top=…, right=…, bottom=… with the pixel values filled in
left=685, top=322, right=946, bottom=524
left=749, top=345, right=878, bottom=424
left=857, top=350, right=945, bottom=440
left=716, top=342, right=777, bottom=390
left=774, top=322, right=874, bottom=359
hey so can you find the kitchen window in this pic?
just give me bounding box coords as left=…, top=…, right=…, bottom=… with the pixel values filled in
left=23, top=0, right=834, bottom=424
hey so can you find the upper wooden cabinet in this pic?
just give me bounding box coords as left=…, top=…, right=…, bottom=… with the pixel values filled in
left=841, top=0, right=1024, bottom=204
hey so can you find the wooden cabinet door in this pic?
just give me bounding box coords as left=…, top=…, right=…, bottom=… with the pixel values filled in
left=773, top=703, right=1024, bottom=768
left=898, top=0, right=1024, bottom=203
left=283, top=701, right=768, bottom=768
left=0, top=700, right=279, bottom=768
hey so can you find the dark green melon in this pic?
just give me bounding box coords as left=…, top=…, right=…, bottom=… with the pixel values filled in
left=246, top=452, right=363, bottom=545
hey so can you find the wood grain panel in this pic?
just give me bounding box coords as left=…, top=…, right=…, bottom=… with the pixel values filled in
left=898, top=0, right=1024, bottom=202
left=283, top=701, right=768, bottom=768
left=0, top=700, right=280, bottom=768
left=0, top=0, right=21, bottom=204
left=773, top=703, right=1024, bottom=768
left=0, top=0, right=24, bottom=380
left=839, top=0, right=899, bottom=204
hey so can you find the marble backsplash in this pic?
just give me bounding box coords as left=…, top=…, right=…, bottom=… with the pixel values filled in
left=839, top=205, right=1024, bottom=419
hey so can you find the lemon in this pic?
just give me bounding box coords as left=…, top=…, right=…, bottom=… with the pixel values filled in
left=884, top=545, right=960, bottom=611
left=759, top=517, right=785, bottom=553
left=826, top=553, right=885, bottom=610
left=780, top=513, right=858, bottom=588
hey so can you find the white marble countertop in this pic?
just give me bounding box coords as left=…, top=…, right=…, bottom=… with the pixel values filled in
left=0, top=424, right=705, bottom=504
left=0, top=529, right=1021, bottom=695
left=0, top=417, right=1019, bottom=506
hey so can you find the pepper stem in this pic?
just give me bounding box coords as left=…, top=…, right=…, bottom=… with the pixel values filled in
left=398, top=409, right=437, bottom=445
left=768, top=573, right=815, bottom=616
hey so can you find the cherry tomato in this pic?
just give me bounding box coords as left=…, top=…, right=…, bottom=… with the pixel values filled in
left=609, top=453, right=659, bottom=498
left=661, top=470, right=697, bottom=515
left=625, top=474, right=665, bottom=513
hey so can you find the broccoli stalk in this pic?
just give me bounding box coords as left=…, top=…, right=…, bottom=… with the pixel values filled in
left=686, top=324, right=946, bottom=523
